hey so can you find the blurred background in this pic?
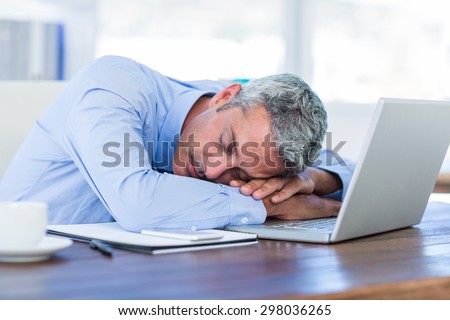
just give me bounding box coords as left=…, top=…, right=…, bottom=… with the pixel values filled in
left=1, top=0, right=450, bottom=102
left=1, top=0, right=450, bottom=177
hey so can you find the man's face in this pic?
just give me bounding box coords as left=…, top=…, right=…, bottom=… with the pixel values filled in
left=173, top=104, right=286, bottom=185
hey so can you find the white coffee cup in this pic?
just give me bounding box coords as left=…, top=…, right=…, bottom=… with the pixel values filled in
left=0, top=202, right=48, bottom=250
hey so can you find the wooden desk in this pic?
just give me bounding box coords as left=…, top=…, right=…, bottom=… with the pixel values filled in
left=1, top=200, right=450, bottom=300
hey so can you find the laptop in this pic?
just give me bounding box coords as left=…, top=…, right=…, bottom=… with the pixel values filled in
left=226, top=98, right=450, bottom=243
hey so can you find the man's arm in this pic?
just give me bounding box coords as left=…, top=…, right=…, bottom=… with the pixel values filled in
left=263, top=193, right=342, bottom=220
left=315, top=149, right=355, bottom=200
left=232, top=149, right=355, bottom=202
left=230, top=149, right=355, bottom=220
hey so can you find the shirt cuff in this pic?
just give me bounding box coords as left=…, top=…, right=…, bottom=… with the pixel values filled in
left=225, top=186, right=267, bottom=226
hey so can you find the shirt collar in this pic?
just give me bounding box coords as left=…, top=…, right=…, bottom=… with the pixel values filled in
left=156, top=89, right=217, bottom=173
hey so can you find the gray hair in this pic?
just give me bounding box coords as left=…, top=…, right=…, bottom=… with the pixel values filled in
left=218, top=73, right=327, bottom=176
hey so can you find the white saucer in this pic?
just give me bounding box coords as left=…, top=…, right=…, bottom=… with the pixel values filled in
left=0, top=236, right=73, bottom=263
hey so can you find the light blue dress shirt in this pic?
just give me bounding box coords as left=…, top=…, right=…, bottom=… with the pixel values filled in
left=0, top=56, right=354, bottom=232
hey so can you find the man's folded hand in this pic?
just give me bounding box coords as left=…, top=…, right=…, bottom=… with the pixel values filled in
left=230, top=167, right=343, bottom=203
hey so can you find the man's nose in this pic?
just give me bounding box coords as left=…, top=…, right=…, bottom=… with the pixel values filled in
left=204, top=154, right=235, bottom=181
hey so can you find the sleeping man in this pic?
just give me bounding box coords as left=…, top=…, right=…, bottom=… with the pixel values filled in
left=0, top=56, right=353, bottom=231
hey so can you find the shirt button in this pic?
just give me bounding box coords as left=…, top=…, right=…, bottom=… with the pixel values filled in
left=191, top=225, right=198, bottom=231
left=241, top=217, right=249, bottom=224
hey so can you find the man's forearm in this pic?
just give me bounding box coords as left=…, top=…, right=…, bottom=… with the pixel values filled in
left=307, top=167, right=343, bottom=196
left=315, top=149, right=355, bottom=199
left=262, top=193, right=341, bottom=220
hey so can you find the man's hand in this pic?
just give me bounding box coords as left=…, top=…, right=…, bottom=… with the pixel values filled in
left=263, top=193, right=341, bottom=220
left=229, top=167, right=343, bottom=203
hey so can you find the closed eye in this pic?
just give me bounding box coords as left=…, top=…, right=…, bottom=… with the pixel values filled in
left=221, top=133, right=236, bottom=156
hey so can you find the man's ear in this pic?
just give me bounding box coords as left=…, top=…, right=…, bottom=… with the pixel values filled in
left=208, top=83, right=242, bottom=110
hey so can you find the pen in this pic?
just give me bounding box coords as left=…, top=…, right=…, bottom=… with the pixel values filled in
left=89, top=239, right=113, bottom=257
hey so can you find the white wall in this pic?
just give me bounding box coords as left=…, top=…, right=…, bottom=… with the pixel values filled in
left=325, top=102, right=376, bottom=162
left=0, top=81, right=66, bottom=176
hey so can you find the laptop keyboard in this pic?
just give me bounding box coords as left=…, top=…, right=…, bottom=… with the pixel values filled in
left=272, top=217, right=337, bottom=232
